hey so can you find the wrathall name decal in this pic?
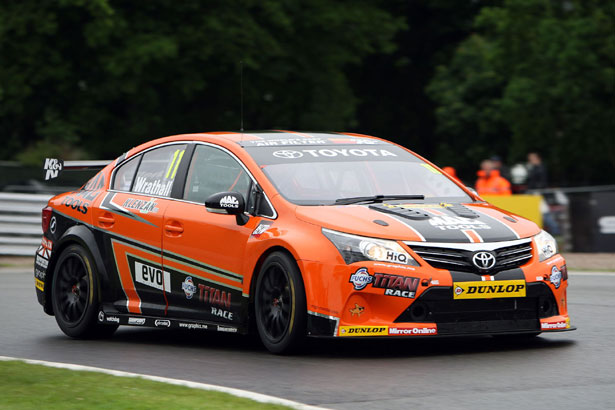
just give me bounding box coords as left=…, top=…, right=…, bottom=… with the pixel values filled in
left=272, top=148, right=397, bottom=159
left=133, top=177, right=173, bottom=197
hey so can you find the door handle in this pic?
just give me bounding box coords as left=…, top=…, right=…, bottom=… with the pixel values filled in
left=98, top=212, right=115, bottom=228
left=164, top=221, right=184, bottom=236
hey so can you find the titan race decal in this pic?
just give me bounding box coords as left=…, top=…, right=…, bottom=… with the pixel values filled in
left=349, top=267, right=419, bottom=299
left=453, top=280, right=526, bottom=299
left=165, top=267, right=242, bottom=324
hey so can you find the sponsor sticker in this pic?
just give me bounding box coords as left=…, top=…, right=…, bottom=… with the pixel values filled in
left=198, top=284, right=232, bottom=309
left=155, top=319, right=171, bottom=328
left=251, top=221, right=273, bottom=238
left=210, top=307, right=234, bottom=321
left=217, top=326, right=238, bottom=333
left=219, top=195, right=239, bottom=208
left=541, top=318, right=571, bottom=330
left=36, top=237, right=53, bottom=269
left=179, top=322, right=208, bottom=330
left=49, top=216, right=57, bottom=234
left=44, top=158, right=63, bottom=180
left=349, top=303, right=365, bottom=317
left=122, top=198, right=159, bottom=214
left=106, top=316, right=120, bottom=324
left=35, top=278, right=44, bottom=291
left=135, top=261, right=171, bottom=292
left=388, top=325, right=437, bottom=336
left=182, top=276, right=197, bottom=299
left=452, top=280, right=526, bottom=299
left=429, top=216, right=491, bottom=231
left=128, top=317, right=146, bottom=325
left=272, top=148, right=397, bottom=159
left=373, top=273, right=419, bottom=299
left=349, top=268, right=373, bottom=290
left=339, top=326, right=388, bottom=337
left=550, top=266, right=562, bottom=289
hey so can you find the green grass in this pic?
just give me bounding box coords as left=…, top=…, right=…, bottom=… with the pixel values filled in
left=0, top=361, right=293, bottom=410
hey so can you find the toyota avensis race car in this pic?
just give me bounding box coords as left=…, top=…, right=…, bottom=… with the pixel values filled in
left=34, top=131, right=574, bottom=353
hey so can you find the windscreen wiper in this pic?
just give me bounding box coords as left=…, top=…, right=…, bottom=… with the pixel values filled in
left=334, top=194, right=425, bottom=205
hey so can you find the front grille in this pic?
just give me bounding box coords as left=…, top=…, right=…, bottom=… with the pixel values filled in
left=410, top=240, right=533, bottom=274
left=395, top=282, right=558, bottom=325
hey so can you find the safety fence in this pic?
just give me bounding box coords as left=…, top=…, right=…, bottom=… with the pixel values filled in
left=0, top=193, right=51, bottom=256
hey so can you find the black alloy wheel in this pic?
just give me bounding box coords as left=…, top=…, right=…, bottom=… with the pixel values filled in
left=51, top=244, right=117, bottom=338
left=255, top=252, right=307, bottom=354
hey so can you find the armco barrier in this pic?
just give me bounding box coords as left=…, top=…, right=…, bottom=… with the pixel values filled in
left=0, top=192, right=52, bottom=256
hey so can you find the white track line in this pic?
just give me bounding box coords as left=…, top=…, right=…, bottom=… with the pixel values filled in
left=0, top=356, right=328, bottom=410
left=569, top=271, right=615, bottom=276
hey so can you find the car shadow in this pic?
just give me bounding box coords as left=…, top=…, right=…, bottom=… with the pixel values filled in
left=46, top=327, right=576, bottom=359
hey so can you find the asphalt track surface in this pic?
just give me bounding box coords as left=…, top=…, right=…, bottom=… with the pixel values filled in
left=2, top=269, right=614, bottom=410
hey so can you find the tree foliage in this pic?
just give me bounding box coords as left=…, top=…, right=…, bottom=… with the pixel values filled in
left=0, top=0, right=403, bottom=163
left=428, top=0, right=614, bottom=184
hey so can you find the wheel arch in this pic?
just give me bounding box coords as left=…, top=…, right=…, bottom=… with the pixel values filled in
left=44, top=224, right=108, bottom=315
left=247, top=246, right=305, bottom=329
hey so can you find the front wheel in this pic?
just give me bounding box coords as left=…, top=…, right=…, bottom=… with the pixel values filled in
left=51, top=244, right=117, bottom=338
left=254, top=252, right=307, bottom=354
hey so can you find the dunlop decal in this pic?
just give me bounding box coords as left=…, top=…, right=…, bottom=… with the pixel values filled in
left=453, top=280, right=526, bottom=299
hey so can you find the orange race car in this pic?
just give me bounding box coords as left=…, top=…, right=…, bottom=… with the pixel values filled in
left=34, top=131, right=574, bottom=353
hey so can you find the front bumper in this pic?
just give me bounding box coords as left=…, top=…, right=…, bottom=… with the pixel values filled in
left=304, top=255, right=573, bottom=338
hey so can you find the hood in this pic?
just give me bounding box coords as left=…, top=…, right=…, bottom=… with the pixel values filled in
left=295, top=202, right=540, bottom=243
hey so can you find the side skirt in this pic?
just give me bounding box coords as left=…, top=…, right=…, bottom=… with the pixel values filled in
left=97, top=307, right=246, bottom=335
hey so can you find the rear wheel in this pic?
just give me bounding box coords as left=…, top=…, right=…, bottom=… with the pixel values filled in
left=51, top=244, right=117, bottom=338
left=254, top=252, right=306, bottom=354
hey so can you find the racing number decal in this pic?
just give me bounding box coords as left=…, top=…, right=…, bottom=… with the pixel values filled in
left=165, top=149, right=185, bottom=180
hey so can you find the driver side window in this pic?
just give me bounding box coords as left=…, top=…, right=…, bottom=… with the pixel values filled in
left=183, top=145, right=251, bottom=204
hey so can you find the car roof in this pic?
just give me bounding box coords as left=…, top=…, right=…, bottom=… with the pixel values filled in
left=123, top=130, right=390, bottom=160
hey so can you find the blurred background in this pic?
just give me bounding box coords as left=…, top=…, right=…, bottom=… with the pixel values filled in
left=0, top=0, right=613, bottom=255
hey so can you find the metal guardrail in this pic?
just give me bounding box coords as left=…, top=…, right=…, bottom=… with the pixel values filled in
left=0, top=192, right=52, bottom=256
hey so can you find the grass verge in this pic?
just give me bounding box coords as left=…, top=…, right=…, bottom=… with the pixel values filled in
left=0, top=361, right=293, bottom=410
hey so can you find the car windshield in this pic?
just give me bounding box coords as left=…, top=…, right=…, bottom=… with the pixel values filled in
left=245, top=144, right=472, bottom=205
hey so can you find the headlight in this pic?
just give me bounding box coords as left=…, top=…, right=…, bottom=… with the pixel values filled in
left=534, top=230, right=557, bottom=261
left=322, top=228, right=418, bottom=265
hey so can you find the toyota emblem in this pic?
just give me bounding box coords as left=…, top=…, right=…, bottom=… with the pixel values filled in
left=273, top=150, right=303, bottom=159
left=472, top=251, right=496, bottom=270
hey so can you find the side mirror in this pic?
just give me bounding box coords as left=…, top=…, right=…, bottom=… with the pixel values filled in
left=204, top=192, right=249, bottom=225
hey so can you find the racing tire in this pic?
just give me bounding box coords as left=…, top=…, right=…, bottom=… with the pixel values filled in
left=51, top=244, right=118, bottom=339
left=255, top=252, right=307, bottom=354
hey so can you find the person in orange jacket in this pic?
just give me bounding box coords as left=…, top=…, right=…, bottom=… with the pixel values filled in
left=475, top=159, right=511, bottom=196
left=442, top=166, right=463, bottom=185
